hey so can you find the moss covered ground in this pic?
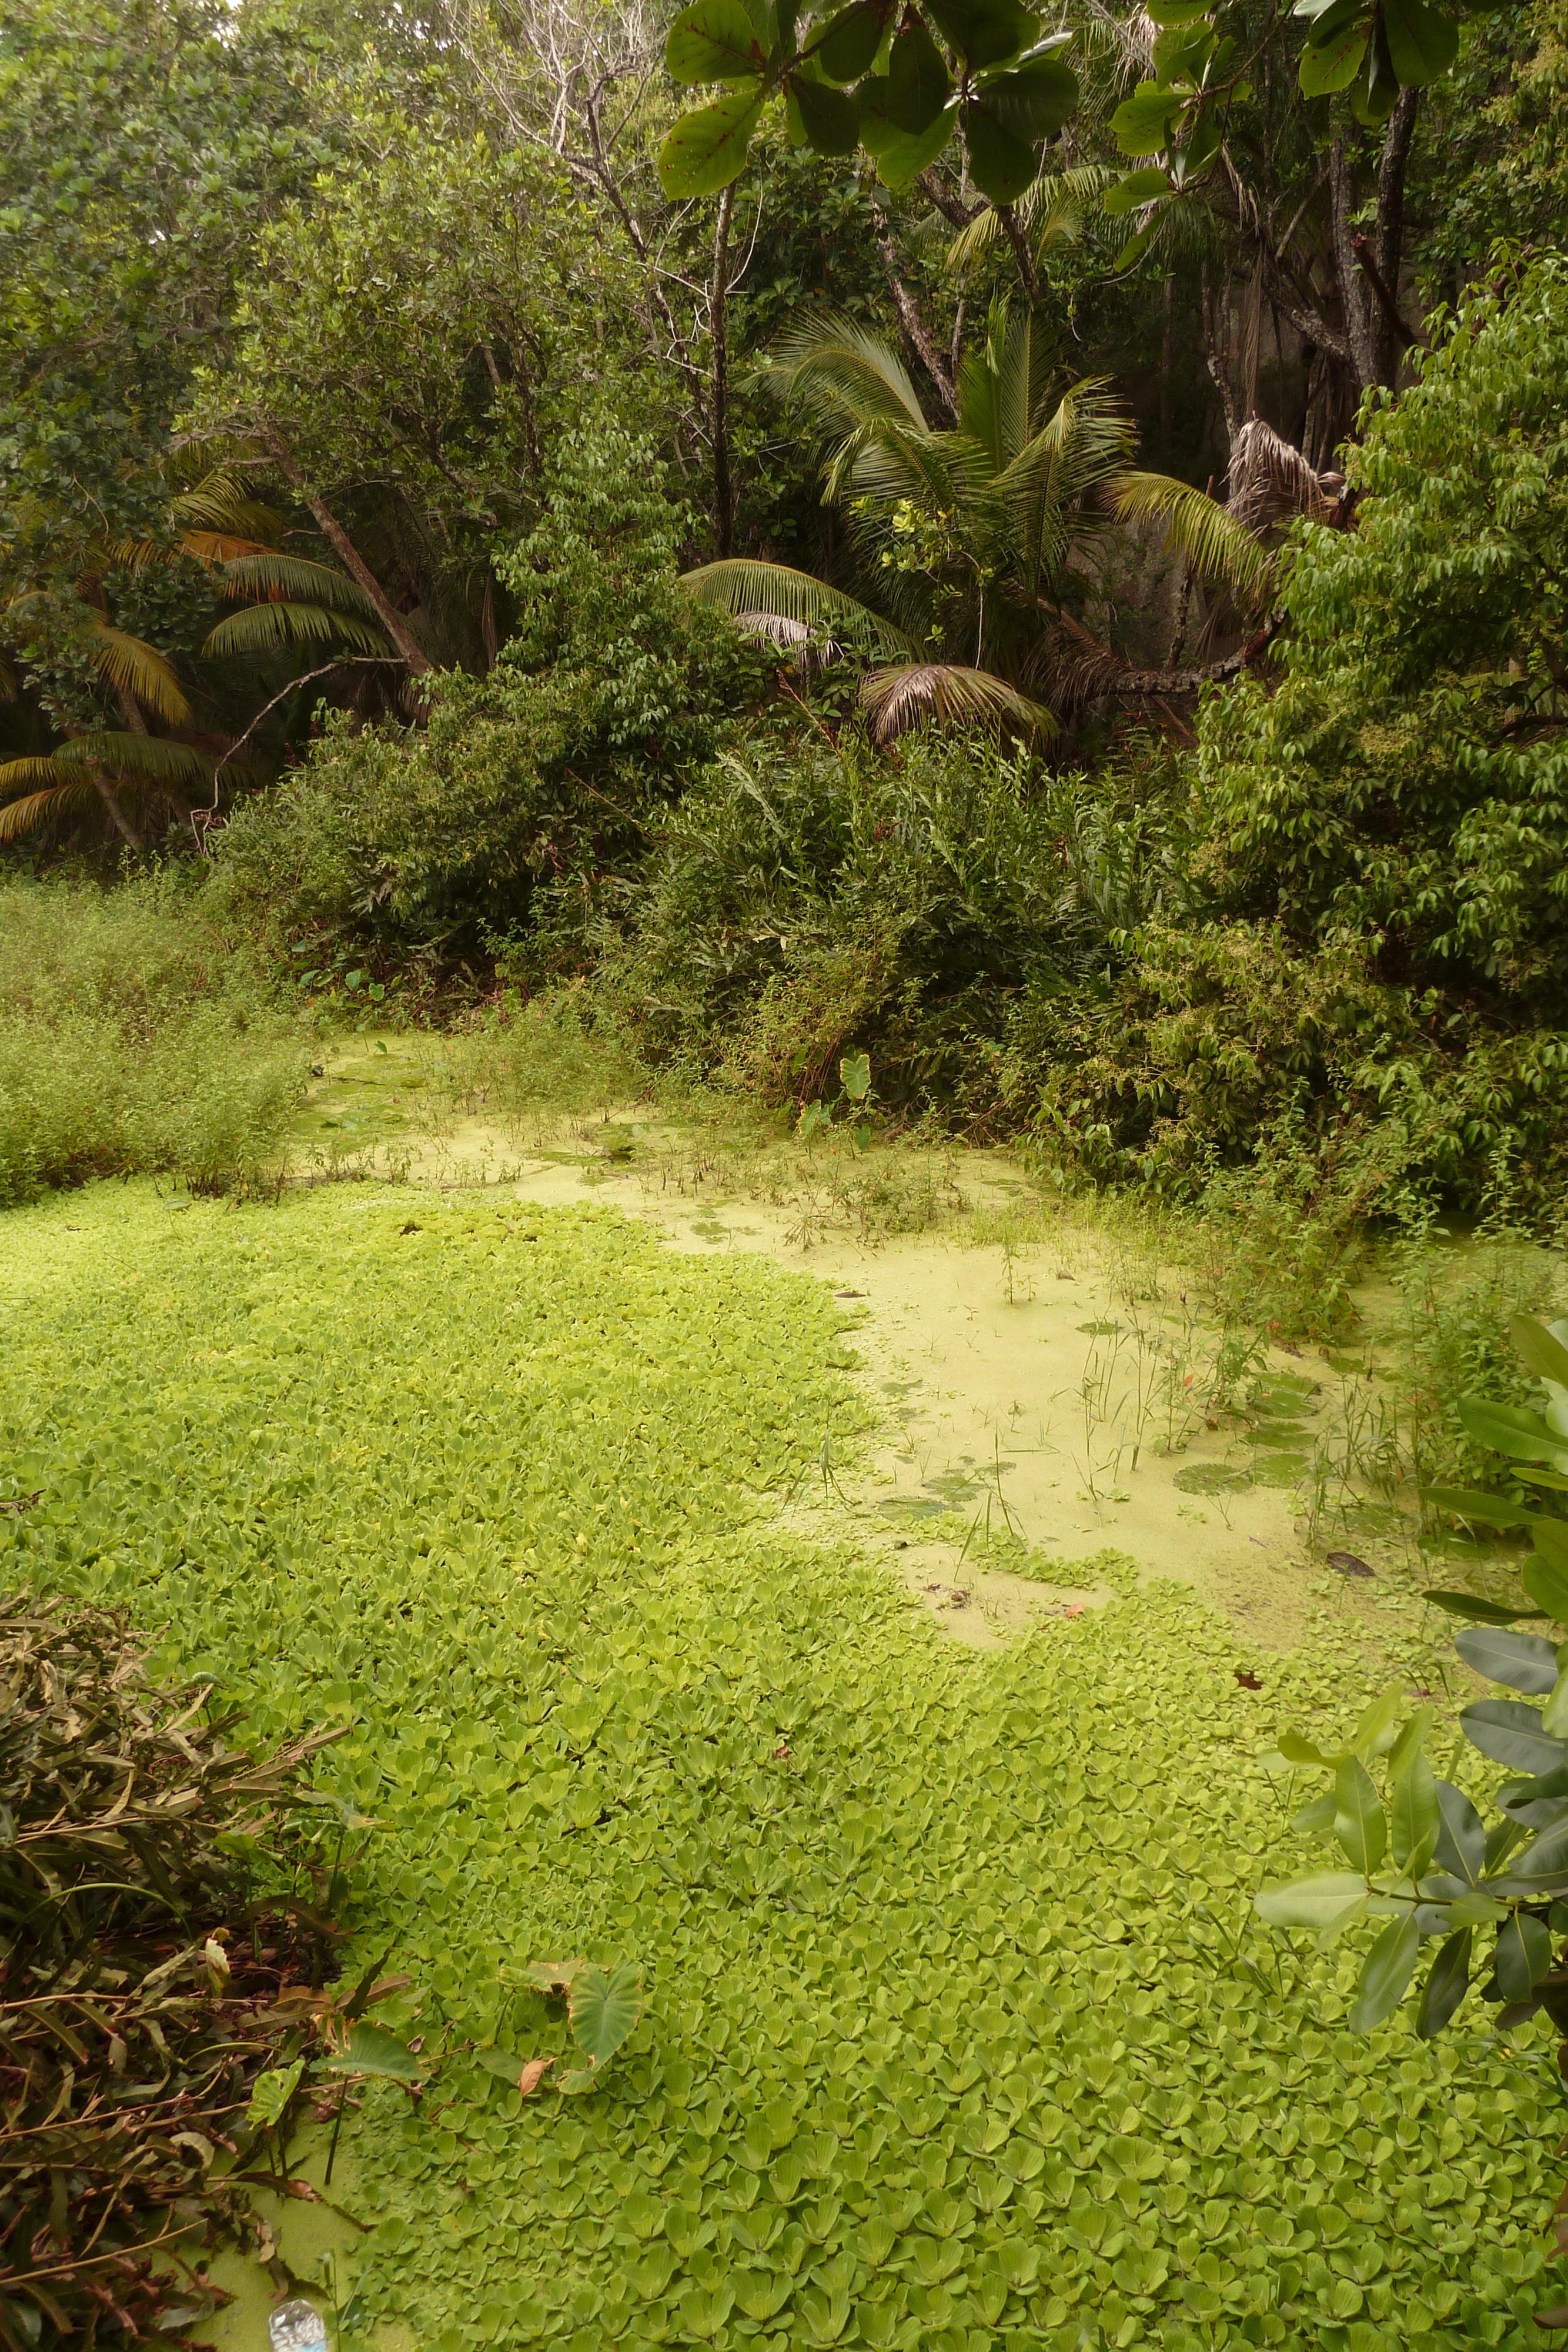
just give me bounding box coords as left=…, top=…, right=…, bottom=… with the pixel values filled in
left=3, top=1180, right=1565, bottom=2351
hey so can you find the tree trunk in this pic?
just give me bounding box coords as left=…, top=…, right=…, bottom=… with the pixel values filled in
left=260, top=431, right=433, bottom=675
left=711, top=181, right=736, bottom=560
left=89, top=767, right=142, bottom=849
left=875, top=219, right=958, bottom=421
left=1330, top=91, right=1419, bottom=400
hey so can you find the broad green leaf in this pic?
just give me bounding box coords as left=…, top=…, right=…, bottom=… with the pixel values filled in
left=1382, top=0, right=1459, bottom=82
left=1290, top=1788, right=1336, bottom=1836
left=974, top=50, right=1077, bottom=142
left=1419, top=1485, right=1539, bottom=1527
left=1493, top=1909, right=1550, bottom=2001
left=1544, top=1671, right=1568, bottom=1738
left=961, top=99, right=1040, bottom=201
left=813, top=0, right=887, bottom=82
left=1348, top=1684, right=1403, bottom=1761
left=1444, top=1887, right=1510, bottom=1927
left=1254, top=1869, right=1366, bottom=1932
left=1298, top=23, right=1367, bottom=93
left=1146, top=0, right=1211, bottom=17
left=1526, top=1536, right=1568, bottom=1623
left=1103, top=166, right=1170, bottom=216
left=874, top=110, right=957, bottom=185
left=1416, top=1927, right=1472, bottom=2036
left=1491, top=1812, right=1568, bottom=1885
left=1277, top=1727, right=1335, bottom=1768
left=1333, top=1755, right=1386, bottom=1873
left=322, top=2022, right=419, bottom=2080
left=1348, top=1912, right=1420, bottom=2032
left=246, top=2058, right=305, bottom=2128
left=1390, top=1752, right=1439, bottom=1876
left=925, top=0, right=1035, bottom=69
left=1510, top=1312, right=1568, bottom=1393
left=1460, top=1698, right=1568, bottom=1776
left=789, top=71, right=860, bottom=149
left=1458, top=1397, right=1568, bottom=1467
left=1110, top=79, right=1181, bottom=156
left=1453, top=1624, right=1560, bottom=1695
left=1433, top=1778, right=1486, bottom=1883
left=734, top=2272, right=794, bottom=2322
left=1423, top=1586, right=1542, bottom=1624
left=840, top=1051, right=872, bottom=1102
left=887, top=18, right=950, bottom=129
left=569, top=1961, right=644, bottom=2068
left=667, top=0, right=767, bottom=82
left=1151, top=19, right=1215, bottom=82
left=658, top=89, right=765, bottom=196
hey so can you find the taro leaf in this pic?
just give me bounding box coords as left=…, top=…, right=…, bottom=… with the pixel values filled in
left=658, top=88, right=765, bottom=196
left=569, top=1961, right=643, bottom=2069
left=1453, top=1625, right=1560, bottom=1696
left=1423, top=1586, right=1542, bottom=1625
left=1333, top=1755, right=1385, bottom=1874
left=247, top=2058, right=305, bottom=2129
left=961, top=99, right=1039, bottom=201
left=1419, top=1486, right=1540, bottom=1528
left=789, top=72, right=860, bottom=150
left=1382, top=0, right=1458, bottom=83
left=814, top=0, right=887, bottom=82
left=1348, top=1912, right=1420, bottom=2033
left=1433, top=1778, right=1486, bottom=1884
left=1253, top=1869, right=1366, bottom=1932
left=1298, top=22, right=1367, bottom=93
left=1416, top=1926, right=1472, bottom=2037
left=523, top=1956, right=586, bottom=1994
left=1460, top=1699, right=1568, bottom=1777
left=839, top=1051, right=872, bottom=1103
left=887, top=19, right=950, bottom=129
left=975, top=48, right=1078, bottom=142
left=1493, top=1909, right=1551, bottom=2003
left=1111, top=78, right=1181, bottom=155
left=666, top=0, right=767, bottom=83
left=322, top=2022, right=419, bottom=2080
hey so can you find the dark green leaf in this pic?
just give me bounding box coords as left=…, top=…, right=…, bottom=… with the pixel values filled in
left=667, top=0, right=768, bottom=81
left=1423, top=1586, right=1542, bottom=1624
left=1458, top=1398, right=1568, bottom=1467
left=887, top=18, right=951, bottom=130
left=788, top=71, right=860, bottom=149
left=1390, top=1752, right=1439, bottom=1875
left=1433, top=1778, right=1486, bottom=1883
left=924, top=0, right=1035, bottom=69
left=1298, top=22, right=1367, bottom=93
left=1453, top=1625, right=1560, bottom=1695
left=1103, top=166, right=1170, bottom=216
left=814, top=0, right=888, bottom=82
left=1419, top=1485, right=1540, bottom=1528
left=1416, top=1927, right=1472, bottom=2036
left=1382, top=0, right=1459, bottom=82
left=1348, top=1912, right=1420, bottom=2032
left=1493, top=1909, right=1550, bottom=2002
left=1460, top=1699, right=1568, bottom=1776
left=1110, top=79, right=1181, bottom=156
left=960, top=101, right=1039, bottom=201
left=974, top=51, right=1077, bottom=141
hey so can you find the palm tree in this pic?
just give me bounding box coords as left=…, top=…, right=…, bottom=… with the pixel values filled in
left=0, top=464, right=386, bottom=847
left=683, top=302, right=1269, bottom=741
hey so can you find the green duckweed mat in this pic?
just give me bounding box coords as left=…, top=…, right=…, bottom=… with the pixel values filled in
left=3, top=1182, right=1564, bottom=2352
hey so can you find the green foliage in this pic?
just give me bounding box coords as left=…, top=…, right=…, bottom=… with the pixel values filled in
left=209, top=426, right=774, bottom=956
left=5, top=1180, right=1568, bottom=2350
left=0, top=874, right=306, bottom=1202
left=1032, top=253, right=1568, bottom=1205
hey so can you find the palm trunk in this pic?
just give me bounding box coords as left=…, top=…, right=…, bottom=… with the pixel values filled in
left=89, top=767, right=142, bottom=849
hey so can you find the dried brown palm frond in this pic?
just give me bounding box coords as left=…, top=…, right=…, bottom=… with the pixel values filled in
left=1226, top=417, right=1340, bottom=533
left=861, top=662, right=1055, bottom=744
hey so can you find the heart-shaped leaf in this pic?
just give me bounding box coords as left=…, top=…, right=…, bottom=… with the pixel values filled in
left=569, top=1960, right=644, bottom=2068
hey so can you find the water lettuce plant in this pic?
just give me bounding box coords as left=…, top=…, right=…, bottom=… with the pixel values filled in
left=3, top=1182, right=1566, bottom=2350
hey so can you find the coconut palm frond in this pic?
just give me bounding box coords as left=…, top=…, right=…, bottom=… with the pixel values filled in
left=0, top=757, right=76, bottom=793
left=0, top=653, right=16, bottom=703
left=681, top=562, right=915, bottom=656
left=53, top=733, right=216, bottom=790
left=1226, top=417, right=1340, bottom=532
left=173, top=466, right=287, bottom=543
left=945, top=167, right=1113, bottom=278
left=0, top=780, right=101, bottom=842
left=216, top=553, right=380, bottom=612
left=1111, top=472, right=1274, bottom=597
left=861, top=662, right=1056, bottom=744
left=180, top=530, right=282, bottom=564
left=754, top=318, right=929, bottom=436
left=88, top=624, right=192, bottom=724
left=200, top=603, right=389, bottom=659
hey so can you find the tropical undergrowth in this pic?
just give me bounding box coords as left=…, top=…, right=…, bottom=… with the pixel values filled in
left=0, top=870, right=307, bottom=1204
left=3, top=1179, right=1566, bottom=2352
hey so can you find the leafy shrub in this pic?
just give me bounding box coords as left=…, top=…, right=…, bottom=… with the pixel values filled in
left=0, top=873, right=305, bottom=1202
left=208, top=425, right=773, bottom=958
left=1032, top=250, right=1568, bottom=1204
left=605, top=734, right=1177, bottom=1122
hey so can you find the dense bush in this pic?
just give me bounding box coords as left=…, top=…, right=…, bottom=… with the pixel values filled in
left=600, top=733, right=1181, bottom=1122
left=1031, top=252, right=1568, bottom=1204
left=0, top=873, right=305, bottom=1201
left=208, top=426, right=774, bottom=958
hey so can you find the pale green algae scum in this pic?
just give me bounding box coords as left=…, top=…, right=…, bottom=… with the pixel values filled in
left=2, top=1179, right=1563, bottom=2351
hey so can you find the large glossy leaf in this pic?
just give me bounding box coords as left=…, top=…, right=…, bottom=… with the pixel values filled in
left=887, top=18, right=950, bottom=129
left=1423, top=1586, right=1542, bottom=1625
left=975, top=50, right=1077, bottom=142
left=925, top=0, right=1035, bottom=68
left=1110, top=80, right=1181, bottom=156
left=1348, top=1913, right=1420, bottom=2032
left=813, top=0, right=887, bottom=81
left=1298, top=22, right=1367, bottom=93
left=1416, top=1927, right=1472, bottom=2036
left=1494, top=1910, right=1550, bottom=2001
left=961, top=100, right=1040, bottom=202
left=1433, top=1778, right=1486, bottom=1883
left=1382, top=0, right=1458, bottom=82
left=1333, top=1755, right=1385, bottom=1874
left=789, top=71, right=860, bottom=149
left=1144, top=0, right=1209, bottom=19
left=569, top=1962, right=643, bottom=2069
left=1254, top=1870, right=1367, bottom=1933
left=1510, top=1313, right=1568, bottom=1394
left=658, top=89, right=765, bottom=196
left=1492, top=1813, right=1568, bottom=1887
left=1460, top=1699, right=1568, bottom=1776
left=1458, top=1398, right=1568, bottom=1467
left=1453, top=1625, right=1561, bottom=1695
left=1419, top=1485, right=1539, bottom=1528
left=667, top=0, right=766, bottom=82
left=1103, top=166, right=1171, bottom=217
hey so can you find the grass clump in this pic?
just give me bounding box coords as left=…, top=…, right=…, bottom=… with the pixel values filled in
left=0, top=874, right=306, bottom=1203
left=3, top=1181, right=1566, bottom=2350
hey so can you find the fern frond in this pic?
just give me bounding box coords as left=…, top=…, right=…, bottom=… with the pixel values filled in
left=88, top=625, right=192, bottom=724
left=200, top=603, right=388, bottom=659
left=861, top=662, right=1055, bottom=743
left=681, top=562, right=914, bottom=656
left=1110, top=472, right=1274, bottom=597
